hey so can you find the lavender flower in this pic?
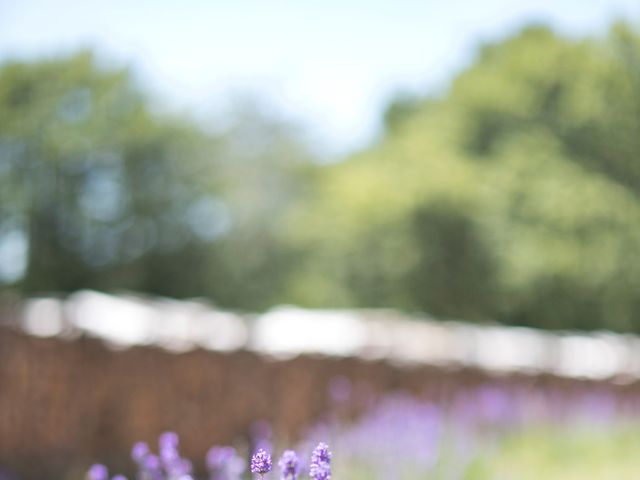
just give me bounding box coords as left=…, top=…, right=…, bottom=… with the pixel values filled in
left=278, top=451, right=299, bottom=480
left=310, top=443, right=331, bottom=465
left=142, top=454, right=161, bottom=472
left=138, top=454, right=163, bottom=480
left=160, top=444, right=179, bottom=466
left=309, top=443, right=331, bottom=480
left=309, top=462, right=331, bottom=480
left=87, top=435, right=331, bottom=480
left=88, top=464, right=108, bottom=480
left=207, top=447, right=245, bottom=480
left=155, top=432, right=193, bottom=479
left=250, top=449, right=273, bottom=477
left=159, top=432, right=179, bottom=450
left=207, top=447, right=235, bottom=471
left=132, top=442, right=150, bottom=464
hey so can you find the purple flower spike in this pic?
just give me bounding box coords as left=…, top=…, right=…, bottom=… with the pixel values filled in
left=207, top=447, right=234, bottom=470
left=112, top=475, right=128, bottom=480
left=278, top=451, right=299, bottom=480
left=207, top=447, right=245, bottom=480
left=143, top=454, right=161, bottom=471
left=131, top=442, right=149, bottom=463
left=310, top=443, right=331, bottom=464
left=88, top=464, right=108, bottom=480
left=309, top=462, right=331, bottom=480
left=250, top=449, right=273, bottom=476
left=309, top=443, right=331, bottom=480
left=140, top=454, right=163, bottom=480
left=159, top=431, right=179, bottom=450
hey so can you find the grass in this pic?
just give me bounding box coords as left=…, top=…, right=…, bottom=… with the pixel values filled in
left=466, top=422, right=640, bottom=480
left=333, top=421, right=640, bottom=480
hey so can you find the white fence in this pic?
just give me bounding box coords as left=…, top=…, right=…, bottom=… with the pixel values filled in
left=14, top=290, right=640, bottom=381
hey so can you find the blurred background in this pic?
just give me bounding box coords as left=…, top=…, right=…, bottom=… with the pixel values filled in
left=2, top=0, right=640, bottom=479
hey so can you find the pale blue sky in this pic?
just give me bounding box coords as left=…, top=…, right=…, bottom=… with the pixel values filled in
left=1, top=0, right=639, bottom=155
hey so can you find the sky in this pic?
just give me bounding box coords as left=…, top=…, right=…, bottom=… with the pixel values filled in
left=1, top=0, right=639, bottom=155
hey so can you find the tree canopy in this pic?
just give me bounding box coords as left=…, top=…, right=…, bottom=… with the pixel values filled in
left=283, top=24, right=640, bottom=332
left=0, top=52, right=316, bottom=307
left=2, top=23, right=640, bottom=332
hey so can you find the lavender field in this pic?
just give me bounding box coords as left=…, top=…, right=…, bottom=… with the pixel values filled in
left=83, top=379, right=640, bottom=480
left=312, top=382, right=640, bottom=479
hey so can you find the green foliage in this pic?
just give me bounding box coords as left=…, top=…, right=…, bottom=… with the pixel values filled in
left=4, top=23, right=640, bottom=332
left=197, top=101, right=319, bottom=309
left=0, top=52, right=316, bottom=307
left=0, top=51, right=213, bottom=294
left=286, top=23, right=640, bottom=332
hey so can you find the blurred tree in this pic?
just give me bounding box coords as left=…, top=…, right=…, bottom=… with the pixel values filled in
left=285, top=23, right=640, bottom=332
left=0, top=52, right=317, bottom=307
left=5, top=23, right=640, bottom=333
left=0, top=51, right=221, bottom=295
left=202, top=100, right=319, bottom=309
